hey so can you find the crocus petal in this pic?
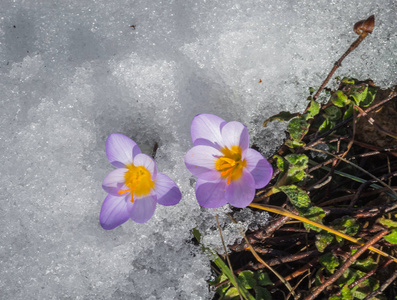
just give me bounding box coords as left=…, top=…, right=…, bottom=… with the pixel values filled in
left=102, top=168, right=128, bottom=196
left=195, top=178, right=228, bottom=208
left=133, top=153, right=157, bottom=179
left=106, top=133, right=141, bottom=168
left=245, top=148, right=273, bottom=189
left=128, top=195, right=157, bottom=223
left=225, top=169, right=255, bottom=208
left=99, top=194, right=130, bottom=230
left=191, top=113, right=226, bottom=149
left=185, top=145, right=223, bottom=181
left=155, top=173, right=182, bottom=206
left=221, top=121, right=249, bottom=151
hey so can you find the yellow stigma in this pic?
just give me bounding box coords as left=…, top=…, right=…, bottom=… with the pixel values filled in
left=214, top=146, right=247, bottom=185
left=118, top=164, right=155, bottom=202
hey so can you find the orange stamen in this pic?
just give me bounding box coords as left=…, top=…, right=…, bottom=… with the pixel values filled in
left=123, top=164, right=155, bottom=201
left=220, top=167, right=234, bottom=185
left=118, top=189, right=131, bottom=195
left=118, top=187, right=136, bottom=203
left=214, top=146, right=246, bottom=184
left=220, top=168, right=233, bottom=178
left=227, top=173, right=232, bottom=185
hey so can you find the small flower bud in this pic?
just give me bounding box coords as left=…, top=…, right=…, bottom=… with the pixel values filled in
left=354, top=15, right=375, bottom=35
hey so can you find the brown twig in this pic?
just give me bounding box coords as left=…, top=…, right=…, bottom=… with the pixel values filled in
left=349, top=179, right=372, bottom=208
left=308, top=157, right=339, bottom=173
left=304, top=230, right=389, bottom=300
left=266, top=250, right=320, bottom=267
left=229, top=214, right=294, bottom=252
left=318, top=186, right=397, bottom=207
left=351, top=146, right=397, bottom=158
left=324, top=201, right=397, bottom=218
left=263, top=215, right=292, bottom=238
left=311, top=15, right=375, bottom=102
left=277, top=257, right=319, bottom=284
left=335, top=259, right=394, bottom=296
left=363, top=264, right=397, bottom=300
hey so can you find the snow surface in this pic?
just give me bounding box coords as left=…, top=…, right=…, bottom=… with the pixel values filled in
left=1, top=0, right=396, bottom=299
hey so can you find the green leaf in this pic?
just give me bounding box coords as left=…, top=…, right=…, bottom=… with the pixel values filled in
left=329, top=284, right=354, bottom=300
left=212, top=273, right=230, bottom=298
left=219, top=273, right=229, bottom=282
left=349, top=85, right=368, bottom=105
left=211, top=272, right=228, bottom=287
left=315, top=231, right=334, bottom=252
left=353, top=257, right=377, bottom=273
left=279, top=185, right=326, bottom=229
left=331, top=90, right=350, bottom=107
left=384, top=230, right=397, bottom=244
left=340, top=284, right=353, bottom=300
left=338, top=268, right=360, bottom=286
left=273, top=155, right=285, bottom=172
left=324, top=106, right=342, bottom=121
left=192, top=228, right=201, bottom=243
left=318, top=117, right=335, bottom=132
left=361, top=87, right=377, bottom=107
left=274, top=155, right=308, bottom=187
left=315, top=268, right=324, bottom=286
left=329, top=216, right=359, bottom=244
left=353, top=276, right=379, bottom=299
left=285, top=154, right=308, bottom=183
left=255, top=271, right=273, bottom=287
left=343, top=104, right=354, bottom=120
left=288, top=117, right=310, bottom=142
left=284, top=139, right=306, bottom=149
left=303, top=206, right=325, bottom=232
left=342, top=77, right=355, bottom=84
left=314, top=217, right=359, bottom=250
left=334, top=216, right=360, bottom=237
left=263, top=111, right=300, bottom=127
left=254, top=287, right=272, bottom=300
left=285, top=154, right=308, bottom=166
left=225, top=287, right=240, bottom=299
left=303, top=99, right=320, bottom=120
left=238, top=271, right=256, bottom=289
left=279, top=185, right=311, bottom=210
left=215, top=281, right=231, bottom=297
left=319, top=253, right=340, bottom=274
left=378, top=218, right=397, bottom=229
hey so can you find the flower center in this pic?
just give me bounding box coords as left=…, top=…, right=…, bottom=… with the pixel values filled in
left=118, top=164, right=155, bottom=202
left=214, top=146, right=247, bottom=185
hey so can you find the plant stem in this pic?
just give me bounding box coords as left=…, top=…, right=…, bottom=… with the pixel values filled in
left=304, top=230, right=389, bottom=300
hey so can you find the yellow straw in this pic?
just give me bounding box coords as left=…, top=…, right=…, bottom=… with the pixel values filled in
left=248, top=203, right=397, bottom=263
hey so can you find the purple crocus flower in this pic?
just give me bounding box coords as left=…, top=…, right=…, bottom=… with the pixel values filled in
left=185, top=114, right=273, bottom=208
left=100, top=133, right=182, bottom=229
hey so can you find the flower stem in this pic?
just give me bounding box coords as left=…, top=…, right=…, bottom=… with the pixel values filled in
left=215, top=214, right=243, bottom=300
